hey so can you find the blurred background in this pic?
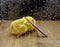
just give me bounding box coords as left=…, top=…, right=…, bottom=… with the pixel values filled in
left=0, top=0, right=60, bottom=20
left=0, top=0, right=60, bottom=47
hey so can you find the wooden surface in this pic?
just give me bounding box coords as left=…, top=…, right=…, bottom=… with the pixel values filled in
left=0, top=20, right=60, bottom=47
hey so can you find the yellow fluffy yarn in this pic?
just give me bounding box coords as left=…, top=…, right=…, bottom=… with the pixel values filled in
left=10, top=16, right=36, bottom=35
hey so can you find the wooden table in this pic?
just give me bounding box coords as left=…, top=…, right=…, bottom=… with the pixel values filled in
left=0, top=20, right=60, bottom=47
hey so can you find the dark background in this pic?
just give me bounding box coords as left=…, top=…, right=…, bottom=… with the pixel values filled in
left=0, top=0, right=60, bottom=20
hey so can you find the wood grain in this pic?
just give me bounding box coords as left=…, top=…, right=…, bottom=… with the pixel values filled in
left=0, top=20, right=60, bottom=47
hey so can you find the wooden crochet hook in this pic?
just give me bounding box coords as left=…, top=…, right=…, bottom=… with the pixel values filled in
left=25, top=17, right=47, bottom=38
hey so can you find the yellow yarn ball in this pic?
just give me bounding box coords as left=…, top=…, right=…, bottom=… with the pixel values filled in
left=10, top=16, right=36, bottom=35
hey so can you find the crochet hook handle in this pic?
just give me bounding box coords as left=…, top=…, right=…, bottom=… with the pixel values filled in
left=25, top=17, right=47, bottom=38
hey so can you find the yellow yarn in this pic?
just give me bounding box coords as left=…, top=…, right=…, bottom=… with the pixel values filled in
left=10, top=16, right=36, bottom=35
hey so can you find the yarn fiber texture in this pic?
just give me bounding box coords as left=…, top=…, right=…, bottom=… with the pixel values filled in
left=10, top=16, right=36, bottom=35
